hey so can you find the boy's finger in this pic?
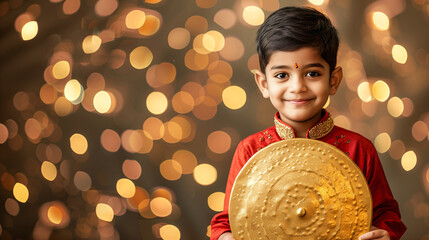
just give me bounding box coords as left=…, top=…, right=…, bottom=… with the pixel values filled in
left=359, top=230, right=385, bottom=239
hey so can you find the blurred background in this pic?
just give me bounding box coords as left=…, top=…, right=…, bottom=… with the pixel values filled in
left=0, top=0, right=428, bottom=239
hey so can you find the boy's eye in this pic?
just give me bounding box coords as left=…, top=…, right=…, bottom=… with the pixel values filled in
left=274, top=73, right=288, bottom=79
left=306, top=71, right=320, bottom=77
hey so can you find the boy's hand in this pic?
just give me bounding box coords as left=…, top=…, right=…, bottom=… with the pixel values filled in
left=359, top=226, right=390, bottom=240
left=218, top=232, right=235, bottom=240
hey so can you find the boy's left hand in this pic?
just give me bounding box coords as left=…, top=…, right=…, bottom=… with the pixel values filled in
left=359, top=226, right=390, bottom=240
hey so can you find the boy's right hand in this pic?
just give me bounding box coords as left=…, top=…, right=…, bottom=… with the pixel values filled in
left=219, top=232, right=235, bottom=240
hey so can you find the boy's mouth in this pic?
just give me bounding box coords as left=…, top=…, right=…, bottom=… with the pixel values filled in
left=285, top=98, right=313, bottom=104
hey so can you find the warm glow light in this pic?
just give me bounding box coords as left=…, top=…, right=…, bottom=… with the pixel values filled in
left=125, top=10, right=146, bottom=29
left=82, top=35, right=102, bottom=54
left=372, top=12, right=389, bottom=30
left=74, top=171, right=92, bottom=191
left=70, top=133, right=88, bottom=154
left=214, top=9, right=236, bottom=29
left=168, top=27, right=190, bottom=50
left=0, top=123, right=8, bottom=144
left=202, top=30, right=225, bottom=52
left=150, top=197, right=172, bottom=217
left=64, top=79, right=84, bottom=104
left=93, top=91, right=112, bottom=113
left=374, top=133, right=391, bottom=153
left=372, top=80, right=390, bottom=102
left=392, top=44, right=407, bottom=64
left=207, top=131, right=231, bottom=154
left=13, top=183, right=29, bottom=203
left=100, top=129, right=121, bottom=152
left=208, top=192, right=224, bottom=212
left=160, top=160, right=182, bottom=181
left=54, top=97, right=74, bottom=117
left=401, top=151, right=417, bottom=171
left=242, top=6, right=264, bottom=26
left=122, top=159, right=142, bottom=180
left=47, top=205, right=63, bottom=224
left=160, top=224, right=181, bottom=240
left=387, top=97, right=404, bottom=117
left=222, top=86, right=246, bottom=110
left=138, top=15, right=160, bottom=36
left=41, top=161, right=57, bottom=181
left=21, top=21, right=38, bottom=41
left=96, top=203, right=114, bottom=222
left=130, top=46, right=153, bottom=69
left=357, top=82, right=372, bottom=102
left=146, top=92, right=168, bottom=115
left=116, top=178, right=136, bottom=198
left=308, top=0, right=324, bottom=5
left=412, top=121, right=428, bottom=142
left=172, top=150, right=197, bottom=174
left=52, top=61, right=70, bottom=79
left=193, top=164, right=217, bottom=186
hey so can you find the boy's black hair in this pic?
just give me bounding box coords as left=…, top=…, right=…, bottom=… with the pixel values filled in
left=256, top=6, right=339, bottom=73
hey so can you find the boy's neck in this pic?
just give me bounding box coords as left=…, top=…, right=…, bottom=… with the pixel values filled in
left=281, top=111, right=324, bottom=138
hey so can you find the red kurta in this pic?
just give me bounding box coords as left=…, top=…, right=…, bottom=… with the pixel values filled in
left=210, top=110, right=406, bottom=240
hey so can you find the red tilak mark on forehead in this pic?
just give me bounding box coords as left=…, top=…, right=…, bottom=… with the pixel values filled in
left=294, top=63, right=299, bottom=68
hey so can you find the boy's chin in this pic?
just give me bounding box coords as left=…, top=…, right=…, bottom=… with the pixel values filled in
left=279, top=111, right=322, bottom=123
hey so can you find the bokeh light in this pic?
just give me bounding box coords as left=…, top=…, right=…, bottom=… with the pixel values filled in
left=357, top=81, right=372, bottom=102
left=193, top=164, right=217, bottom=186
left=13, top=183, right=29, bottom=203
left=64, top=79, right=84, bottom=104
left=222, top=86, right=246, bottom=110
left=242, top=6, right=264, bottom=26
left=74, top=171, right=92, bottom=191
left=160, top=224, right=181, bottom=240
left=21, top=21, right=38, bottom=41
left=168, top=28, right=190, bottom=50
left=130, top=46, right=153, bottom=69
left=207, top=131, right=231, bottom=154
left=392, top=44, right=408, bottom=64
left=41, top=161, right=57, bottom=181
left=372, top=12, right=389, bottom=31
left=126, top=10, right=146, bottom=29
left=374, top=133, right=391, bottom=153
left=52, top=61, right=70, bottom=79
left=150, top=197, right=172, bottom=217
left=70, top=133, right=88, bottom=155
left=208, top=192, right=224, bottom=212
left=147, top=92, right=168, bottom=115
left=82, top=35, right=102, bottom=54
left=372, top=80, right=390, bottom=102
left=387, top=97, right=404, bottom=117
left=401, top=151, right=417, bottom=171
left=96, top=203, right=114, bottom=222
left=116, top=178, right=136, bottom=198
left=160, top=160, right=182, bottom=181
left=94, top=91, right=112, bottom=113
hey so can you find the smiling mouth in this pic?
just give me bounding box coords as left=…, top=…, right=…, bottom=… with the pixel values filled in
left=285, top=99, right=313, bottom=104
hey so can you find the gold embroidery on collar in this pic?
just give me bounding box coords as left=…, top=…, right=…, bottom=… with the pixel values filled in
left=274, top=118, right=295, bottom=139
left=274, top=115, right=334, bottom=140
left=308, top=117, right=334, bottom=139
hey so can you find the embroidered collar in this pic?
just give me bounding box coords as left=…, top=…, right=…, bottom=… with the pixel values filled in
left=274, top=110, right=334, bottom=139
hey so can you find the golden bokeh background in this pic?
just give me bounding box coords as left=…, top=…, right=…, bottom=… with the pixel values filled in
left=0, top=0, right=428, bottom=239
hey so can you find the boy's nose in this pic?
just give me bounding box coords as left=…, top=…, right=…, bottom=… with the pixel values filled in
left=289, top=75, right=307, bottom=93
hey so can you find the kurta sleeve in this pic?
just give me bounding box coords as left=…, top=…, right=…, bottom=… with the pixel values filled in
left=358, top=140, right=407, bottom=240
left=210, top=140, right=252, bottom=240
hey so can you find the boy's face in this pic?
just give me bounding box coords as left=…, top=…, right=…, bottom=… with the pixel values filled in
left=255, top=47, right=342, bottom=127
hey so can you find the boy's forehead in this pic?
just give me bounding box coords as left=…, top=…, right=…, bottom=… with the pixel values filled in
left=267, top=47, right=328, bottom=67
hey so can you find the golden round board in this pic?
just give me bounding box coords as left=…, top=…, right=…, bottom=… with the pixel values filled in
left=229, top=139, right=372, bottom=240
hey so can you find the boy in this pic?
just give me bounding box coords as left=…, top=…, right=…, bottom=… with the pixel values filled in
left=210, top=6, right=406, bottom=240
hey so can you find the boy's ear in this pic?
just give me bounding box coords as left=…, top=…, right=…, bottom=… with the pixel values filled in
left=254, top=70, right=270, bottom=98
left=329, top=66, right=343, bottom=95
